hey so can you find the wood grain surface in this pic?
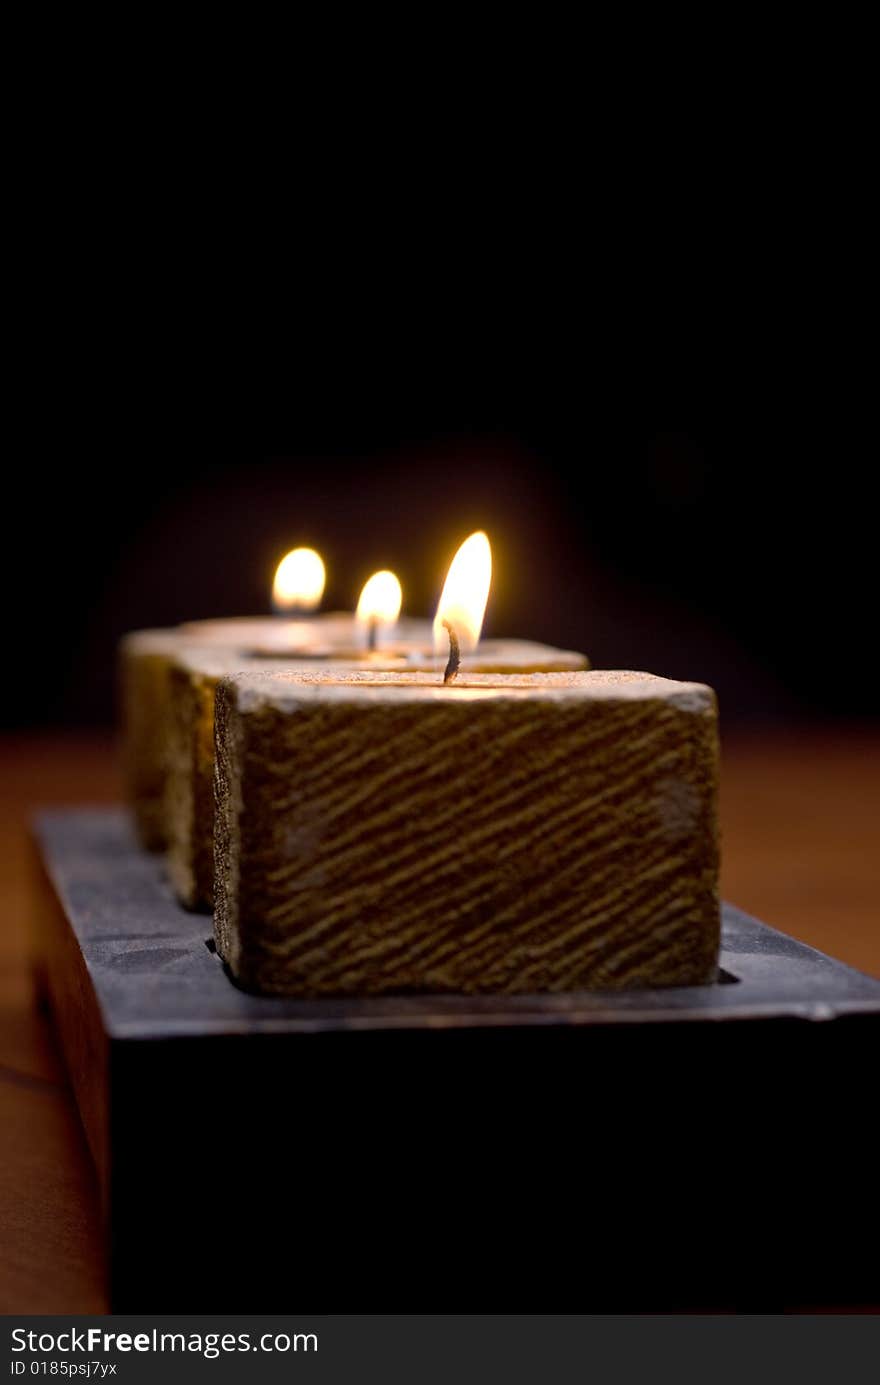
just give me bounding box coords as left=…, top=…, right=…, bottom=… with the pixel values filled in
left=0, top=729, right=877, bottom=1312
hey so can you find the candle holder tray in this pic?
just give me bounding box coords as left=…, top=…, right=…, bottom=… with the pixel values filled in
left=32, top=808, right=880, bottom=1312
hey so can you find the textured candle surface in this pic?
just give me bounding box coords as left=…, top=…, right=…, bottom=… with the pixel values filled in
left=166, top=649, right=359, bottom=908
left=164, top=640, right=587, bottom=908
left=120, top=617, right=416, bottom=855
left=122, top=619, right=588, bottom=899
left=214, top=670, right=720, bottom=996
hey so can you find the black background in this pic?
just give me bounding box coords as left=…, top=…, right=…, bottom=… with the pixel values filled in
left=3, top=278, right=872, bottom=731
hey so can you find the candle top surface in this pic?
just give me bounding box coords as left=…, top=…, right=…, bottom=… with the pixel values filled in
left=123, top=626, right=588, bottom=671
left=172, top=647, right=404, bottom=678
left=224, top=668, right=715, bottom=714
left=178, top=613, right=354, bottom=636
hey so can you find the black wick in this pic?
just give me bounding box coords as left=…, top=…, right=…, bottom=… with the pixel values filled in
left=442, top=619, right=460, bottom=684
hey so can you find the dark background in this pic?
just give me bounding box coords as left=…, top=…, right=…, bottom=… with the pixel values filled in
left=3, top=315, right=872, bottom=731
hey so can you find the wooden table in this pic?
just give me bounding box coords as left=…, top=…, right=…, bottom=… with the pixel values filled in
left=1, top=731, right=878, bottom=1313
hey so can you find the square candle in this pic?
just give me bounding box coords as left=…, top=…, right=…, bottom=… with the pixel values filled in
left=120, top=625, right=587, bottom=865
left=214, top=669, right=720, bottom=996
left=119, top=622, right=361, bottom=853
left=166, top=648, right=350, bottom=908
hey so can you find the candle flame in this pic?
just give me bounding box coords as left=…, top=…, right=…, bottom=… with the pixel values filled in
left=433, top=531, right=492, bottom=655
left=356, top=570, right=403, bottom=627
left=272, top=548, right=326, bottom=611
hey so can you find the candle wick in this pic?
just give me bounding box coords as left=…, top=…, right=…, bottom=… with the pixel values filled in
left=367, top=616, right=378, bottom=652
left=442, top=619, right=460, bottom=684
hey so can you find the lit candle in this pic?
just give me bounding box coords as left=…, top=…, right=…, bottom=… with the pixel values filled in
left=120, top=533, right=587, bottom=869
left=213, top=666, right=720, bottom=997
left=179, top=547, right=355, bottom=651
left=174, top=532, right=581, bottom=673
left=272, top=547, right=326, bottom=613
left=432, top=529, right=491, bottom=682
left=356, top=570, right=403, bottom=651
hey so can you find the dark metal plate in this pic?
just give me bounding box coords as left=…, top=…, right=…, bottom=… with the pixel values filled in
left=31, top=808, right=880, bottom=1312
left=34, top=807, right=880, bottom=1034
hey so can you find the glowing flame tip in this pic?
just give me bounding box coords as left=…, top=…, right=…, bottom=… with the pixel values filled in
left=272, top=548, right=326, bottom=611
left=356, top=570, right=403, bottom=626
left=433, top=531, right=492, bottom=656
